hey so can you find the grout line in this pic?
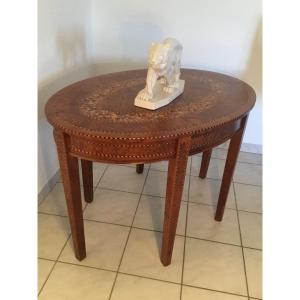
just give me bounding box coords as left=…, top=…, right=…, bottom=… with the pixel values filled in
left=188, top=200, right=262, bottom=215
left=232, top=182, right=250, bottom=299
left=54, top=260, right=117, bottom=274
left=189, top=172, right=262, bottom=187
left=38, top=233, right=71, bottom=296
left=194, top=152, right=262, bottom=166
left=233, top=181, right=262, bottom=187
left=188, top=200, right=237, bottom=210
left=118, top=271, right=181, bottom=286
left=185, top=235, right=242, bottom=248
left=108, top=165, right=151, bottom=300
left=38, top=257, right=56, bottom=262
left=210, top=156, right=262, bottom=166
left=95, top=186, right=141, bottom=195
left=182, top=283, right=249, bottom=298
left=189, top=173, right=262, bottom=188
left=243, top=246, right=262, bottom=252
left=94, top=164, right=110, bottom=189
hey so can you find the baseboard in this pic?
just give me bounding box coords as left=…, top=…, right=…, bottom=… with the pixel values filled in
left=38, top=169, right=60, bottom=205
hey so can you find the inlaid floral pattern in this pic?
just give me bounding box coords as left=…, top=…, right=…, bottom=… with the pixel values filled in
left=79, top=74, right=225, bottom=123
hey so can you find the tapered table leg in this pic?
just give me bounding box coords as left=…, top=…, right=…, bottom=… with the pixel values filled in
left=54, top=130, right=86, bottom=261
left=81, top=159, right=93, bottom=203
left=161, top=136, right=191, bottom=266
left=215, top=115, right=248, bottom=221
left=136, top=164, right=144, bottom=174
left=199, top=149, right=212, bottom=178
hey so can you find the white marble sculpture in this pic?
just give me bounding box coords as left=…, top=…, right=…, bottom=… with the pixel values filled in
left=134, top=38, right=185, bottom=110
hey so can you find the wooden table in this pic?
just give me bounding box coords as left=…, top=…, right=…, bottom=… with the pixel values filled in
left=45, top=69, right=255, bottom=266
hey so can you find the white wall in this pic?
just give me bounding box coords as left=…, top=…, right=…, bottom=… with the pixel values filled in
left=38, top=0, right=93, bottom=192
left=91, top=0, right=262, bottom=144
left=38, top=0, right=262, bottom=192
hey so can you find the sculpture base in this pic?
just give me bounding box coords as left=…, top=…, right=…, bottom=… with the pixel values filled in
left=134, top=80, right=185, bottom=110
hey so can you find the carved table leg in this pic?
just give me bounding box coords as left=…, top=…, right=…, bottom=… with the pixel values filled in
left=54, top=130, right=86, bottom=260
left=161, top=136, right=191, bottom=266
left=136, top=164, right=144, bottom=174
left=81, top=159, right=93, bottom=203
left=215, top=115, right=248, bottom=221
left=199, top=148, right=212, bottom=178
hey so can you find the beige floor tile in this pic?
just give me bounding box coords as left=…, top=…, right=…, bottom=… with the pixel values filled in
left=191, top=156, right=225, bottom=179
left=38, top=214, right=70, bottom=260
left=38, top=183, right=86, bottom=216
left=244, top=248, right=262, bottom=299
left=120, top=228, right=184, bottom=283
left=239, top=211, right=262, bottom=249
left=133, top=195, right=187, bottom=235
left=237, top=152, right=262, bottom=165
left=150, top=157, right=191, bottom=173
left=182, top=286, right=247, bottom=300
left=39, top=262, right=115, bottom=300
left=38, top=259, right=55, bottom=292
left=143, top=170, right=189, bottom=200
left=98, top=165, right=147, bottom=193
left=187, top=203, right=241, bottom=245
left=183, top=238, right=247, bottom=295
left=84, top=189, right=140, bottom=226
left=58, top=162, right=107, bottom=187
left=59, top=221, right=129, bottom=271
left=233, top=162, right=262, bottom=186
left=189, top=177, right=236, bottom=209
left=111, top=274, right=181, bottom=300
left=235, top=183, right=262, bottom=213
left=211, top=148, right=228, bottom=160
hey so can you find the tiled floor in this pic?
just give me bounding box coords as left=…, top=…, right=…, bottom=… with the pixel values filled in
left=38, top=148, right=262, bottom=300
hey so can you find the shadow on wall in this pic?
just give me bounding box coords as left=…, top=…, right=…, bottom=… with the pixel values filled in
left=56, top=28, right=88, bottom=69
left=38, top=27, right=92, bottom=190
left=39, top=27, right=90, bottom=121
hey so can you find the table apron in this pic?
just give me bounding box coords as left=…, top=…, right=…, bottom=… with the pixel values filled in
left=67, top=119, right=241, bottom=164
left=190, top=118, right=241, bottom=154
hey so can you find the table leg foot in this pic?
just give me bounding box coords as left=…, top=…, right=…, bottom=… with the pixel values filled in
left=54, top=130, right=86, bottom=260
left=215, top=115, right=248, bottom=221
left=136, top=164, right=144, bottom=174
left=199, top=149, right=212, bottom=178
left=160, top=136, right=191, bottom=266
left=81, top=159, right=93, bottom=203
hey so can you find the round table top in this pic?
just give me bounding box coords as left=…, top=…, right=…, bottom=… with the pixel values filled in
left=45, top=69, right=256, bottom=140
